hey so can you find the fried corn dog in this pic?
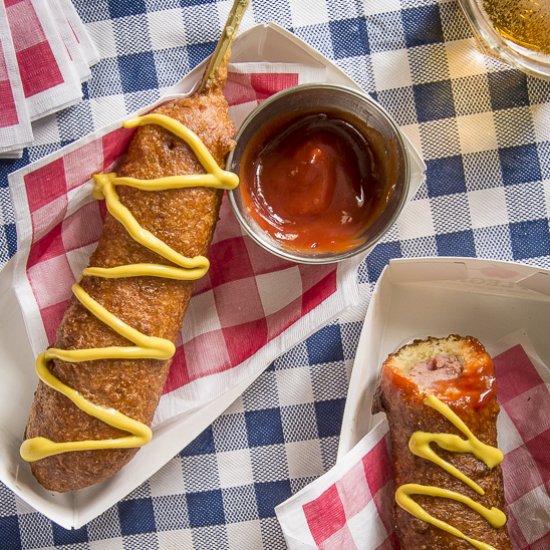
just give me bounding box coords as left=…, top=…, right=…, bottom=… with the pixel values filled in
left=22, top=61, right=237, bottom=492
left=374, top=335, right=511, bottom=549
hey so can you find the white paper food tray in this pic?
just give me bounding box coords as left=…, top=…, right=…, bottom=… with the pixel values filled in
left=0, top=23, right=424, bottom=529
left=338, top=257, right=550, bottom=460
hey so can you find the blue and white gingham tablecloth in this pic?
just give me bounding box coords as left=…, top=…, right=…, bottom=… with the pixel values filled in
left=1, top=0, right=549, bottom=548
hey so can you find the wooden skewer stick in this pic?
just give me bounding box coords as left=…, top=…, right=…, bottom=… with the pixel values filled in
left=198, top=0, right=250, bottom=93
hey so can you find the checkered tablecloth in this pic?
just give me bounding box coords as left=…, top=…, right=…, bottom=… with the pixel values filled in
left=1, top=0, right=549, bottom=549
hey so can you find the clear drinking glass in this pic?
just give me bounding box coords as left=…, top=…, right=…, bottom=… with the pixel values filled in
left=458, top=0, right=550, bottom=80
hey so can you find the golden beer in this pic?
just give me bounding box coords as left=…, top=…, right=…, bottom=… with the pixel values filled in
left=482, top=0, right=550, bottom=54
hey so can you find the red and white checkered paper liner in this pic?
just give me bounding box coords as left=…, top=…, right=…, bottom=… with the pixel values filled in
left=5, top=0, right=84, bottom=122
left=276, top=331, right=550, bottom=550
left=8, top=62, right=364, bottom=426
left=46, top=0, right=91, bottom=83
left=0, top=0, right=98, bottom=155
left=0, top=0, right=32, bottom=155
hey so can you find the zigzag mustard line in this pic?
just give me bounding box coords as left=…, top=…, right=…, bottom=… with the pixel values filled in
left=395, top=395, right=507, bottom=550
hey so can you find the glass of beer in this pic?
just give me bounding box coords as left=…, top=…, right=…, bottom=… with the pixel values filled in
left=458, top=0, right=550, bottom=79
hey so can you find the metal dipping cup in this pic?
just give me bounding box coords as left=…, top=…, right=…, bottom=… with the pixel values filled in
left=227, top=83, right=412, bottom=264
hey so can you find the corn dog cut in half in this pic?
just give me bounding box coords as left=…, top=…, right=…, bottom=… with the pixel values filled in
left=374, top=335, right=511, bottom=550
left=20, top=59, right=238, bottom=492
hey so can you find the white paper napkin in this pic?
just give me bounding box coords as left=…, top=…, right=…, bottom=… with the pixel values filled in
left=0, top=0, right=98, bottom=155
left=0, top=1, right=33, bottom=154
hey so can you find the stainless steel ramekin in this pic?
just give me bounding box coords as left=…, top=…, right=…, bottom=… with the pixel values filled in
left=227, top=83, right=411, bottom=264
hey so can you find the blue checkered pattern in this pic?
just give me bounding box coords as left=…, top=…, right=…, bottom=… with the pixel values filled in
left=1, top=0, right=549, bottom=548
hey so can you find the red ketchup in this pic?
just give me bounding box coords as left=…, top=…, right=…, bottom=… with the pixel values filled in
left=239, top=112, right=392, bottom=254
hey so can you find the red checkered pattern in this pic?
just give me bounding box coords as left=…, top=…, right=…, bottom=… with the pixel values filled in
left=20, top=71, right=340, bottom=396
left=5, top=0, right=64, bottom=98
left=0, top=0, right=96, bottom=153
left=298, top=344, right=550, bottom=549
left=225, top=71, right=299, bottom=106
left=495, top=345, right=550, bottom=549
left=0, top=39, right=19, bottom=128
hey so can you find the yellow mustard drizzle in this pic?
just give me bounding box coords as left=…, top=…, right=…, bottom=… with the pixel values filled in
left=20, top=113, right=239, bottom=463
left=395, top=395, right=507, bottom=549
left=395, top=484, right=507, bottom=550
left=409, top=395, right=504, bottom=495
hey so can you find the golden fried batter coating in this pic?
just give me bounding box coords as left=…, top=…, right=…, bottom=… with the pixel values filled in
left=25, top=66, right=236, bottom=492
left=374, top=335, right=511, bottom=549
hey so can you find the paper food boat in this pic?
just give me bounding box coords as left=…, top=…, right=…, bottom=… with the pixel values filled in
left=0, top=23, right=424, bottom=529
left=338, top=257, right=550, bottom=458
